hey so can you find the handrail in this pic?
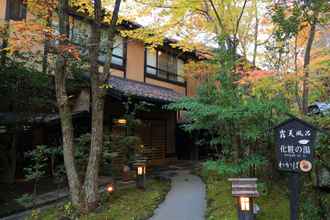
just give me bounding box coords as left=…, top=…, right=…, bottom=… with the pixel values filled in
left=69, top=40, right=125, bottom=62
left=146, top=65, right=185, bottom=84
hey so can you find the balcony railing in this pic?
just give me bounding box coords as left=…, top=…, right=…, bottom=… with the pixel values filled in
left=145, top=65, right=185, bottom=85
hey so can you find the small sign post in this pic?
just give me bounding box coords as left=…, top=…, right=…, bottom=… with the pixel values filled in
left=274, top=117, right=317, bottom=220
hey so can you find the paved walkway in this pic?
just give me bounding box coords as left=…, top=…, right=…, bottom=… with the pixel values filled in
left=149, top=170, right=206, bottom=220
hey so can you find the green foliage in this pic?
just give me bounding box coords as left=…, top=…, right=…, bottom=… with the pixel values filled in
left=257, top=181, right=269, bottom=196
left=110, top=135, right=142, bottom=165
left=15, top=193, right=33, bottom=207
left=66, top=60, right=91, bottom=93
left=0, top=60, right=55, bottom=115
left=110, top=98, right=152, bottom=165
left=62, top=201, right=78, bottom=219
left=300, top=197, right=322, bottom=220
left=305, top=115, right=330, bottom=169
left=271, top=3, right=302, bottom=42
left=74, top=132, right=113, bottom=173
left=27, top=209, right=41, bottom=220
left=204, top=155, right=267, bottom=176
left=168, top=38, right=287, bottom=175
left=123, top=97, right=153, bottom=135
left=24, top=145, right=49, bottom=190
left=320, top=193, right=330, bottom=218
left=16, top=145, right=49, bottom=208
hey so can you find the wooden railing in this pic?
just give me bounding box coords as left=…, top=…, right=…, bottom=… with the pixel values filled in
left=145, top=65, right=185, bottom=85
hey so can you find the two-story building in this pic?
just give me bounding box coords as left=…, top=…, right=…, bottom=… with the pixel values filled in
left=0, top=0, right=204, bottom=180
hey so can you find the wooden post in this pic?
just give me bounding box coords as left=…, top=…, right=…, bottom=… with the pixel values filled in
left=289, top=173, right=300, bottom=220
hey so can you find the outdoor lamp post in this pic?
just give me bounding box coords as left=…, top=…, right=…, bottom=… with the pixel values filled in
left=228, top=178, right=260, bottom=220
left=134, top=160, right=147, bottom=189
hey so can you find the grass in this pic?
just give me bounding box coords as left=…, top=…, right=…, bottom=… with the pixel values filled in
left=201, top=172, right=290, bottom=220
left=35, top=179, right=170, bottom=220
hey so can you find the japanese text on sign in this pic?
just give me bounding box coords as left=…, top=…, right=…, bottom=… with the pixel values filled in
left=275, top=118, right=316, bottom=172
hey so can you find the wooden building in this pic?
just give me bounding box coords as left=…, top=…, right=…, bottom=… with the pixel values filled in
left=0, top=0, right=205, bottom=180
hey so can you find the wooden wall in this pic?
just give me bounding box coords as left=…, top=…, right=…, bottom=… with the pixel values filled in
left=0, top=0, right=6, bottom=20
left=145, top=77, right=186, bottom=96
left=126, top=40, right=145, bottom=82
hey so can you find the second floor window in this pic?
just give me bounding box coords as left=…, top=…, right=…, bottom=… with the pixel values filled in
left=70, top=19, right=125, bottom=69
left=6, top=0, right=27, bottom=21
left=99, top=32, right=124, bottom=67
left=145, top=49, right=185, bottom=84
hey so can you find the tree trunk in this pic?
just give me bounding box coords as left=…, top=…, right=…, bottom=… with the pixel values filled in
left=302, top=17, right=317, bottom=114
left=42, top=16, right=52, bottom=74
left=83, top=1, right=103, bottom=207
left=293, top=36, right=303, bottom=112
left=55, top=0, right=82, bottom=209
left=82, top=76, right=105, bottom=210
left=82, top=0, right=122, bottom=211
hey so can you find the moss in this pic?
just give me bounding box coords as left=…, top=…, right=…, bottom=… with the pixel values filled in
left=201, top=172, right=290, bottom=220
left=37, top=179, right=170, bottom=220
left=256, top=183, right=290, bottom=220
left=321, top=193, right=330, bottom=219
left=205, top=177, right=236, bottom=220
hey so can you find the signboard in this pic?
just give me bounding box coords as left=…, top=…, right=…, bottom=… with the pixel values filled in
left=275, top=117, right=317, bottom=172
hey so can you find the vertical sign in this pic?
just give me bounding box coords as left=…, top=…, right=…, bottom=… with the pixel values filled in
left=275, top=117, right=317, bottom=220
left=275, top=118, right=317, bottom=172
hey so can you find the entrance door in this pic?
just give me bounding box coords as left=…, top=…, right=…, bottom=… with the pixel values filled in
left=138, top=120, right=166, bottom=165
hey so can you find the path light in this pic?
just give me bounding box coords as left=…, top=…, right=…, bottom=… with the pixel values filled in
left=240, top=197, right=250, bottom=211
left=228, top=178, right=260, bottom=220
left=134, top=159, right=147, bottom=189
left=0, top=125, right=7, bottom=134
left=106, top=183, right=115, bottom=194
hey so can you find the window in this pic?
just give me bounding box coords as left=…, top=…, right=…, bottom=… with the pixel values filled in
left=177, top=59, right=185, bottom=83
left=99, top=32, right=124, bottom=67
left=146, top=49, right=157, bottom=75
left=70, top=19, right=125, bottom=68
left=6, top=0, right=27, bottom=20
left=145, top=48, right=185, bottom=84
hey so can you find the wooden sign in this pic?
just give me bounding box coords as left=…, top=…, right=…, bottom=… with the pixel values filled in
left=274, top=117, right=318, bottom=220
left=274, top=117, right=317, bottom=172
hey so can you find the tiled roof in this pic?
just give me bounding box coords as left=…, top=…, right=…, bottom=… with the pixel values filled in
left=108, top=76, right=183, bottom=103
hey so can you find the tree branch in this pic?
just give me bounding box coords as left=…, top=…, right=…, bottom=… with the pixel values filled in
left=207, top=0, right=225, bottom=31
left=234, top=0, right=248, bottom=38
left=103, top=0, right=122, bottom=82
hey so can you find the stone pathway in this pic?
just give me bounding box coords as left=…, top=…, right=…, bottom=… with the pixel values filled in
left=149, top=170, right=206, bottom=220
